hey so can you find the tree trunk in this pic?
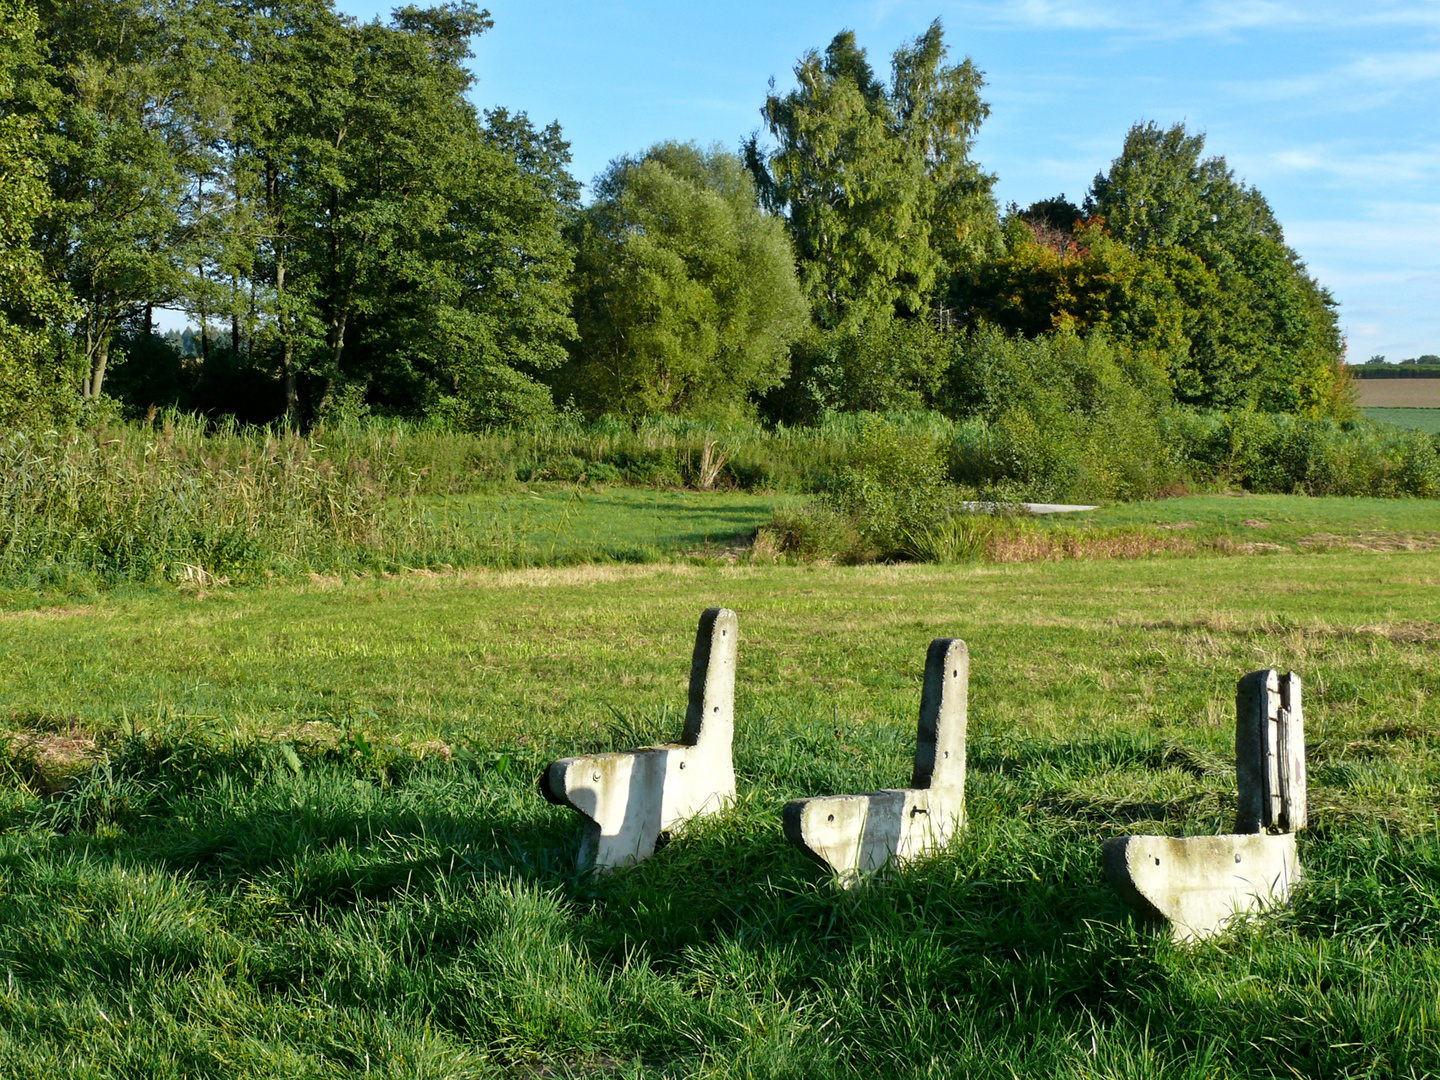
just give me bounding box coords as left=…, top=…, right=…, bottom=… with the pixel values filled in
left=276, top=259, right=299, bottom=427
left=318, top=309, right=346, bottom=415
left=91, top=336, right=109, bottom=399
left=82, top=302, right=112, bottom=399
left=282, top=337, right=298, bottom=425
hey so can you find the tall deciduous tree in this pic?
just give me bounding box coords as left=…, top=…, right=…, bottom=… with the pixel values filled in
left=357, top=106, right=579, bottom=425
left=0, top=0, right=74, bottom=424
left=33, top=0, right=210, bottom=399
left=558, top=142, right=809, bottom=418
left=1087, top=121, right=1347, bottom=416
left=745, top=21, right=996, bottom=331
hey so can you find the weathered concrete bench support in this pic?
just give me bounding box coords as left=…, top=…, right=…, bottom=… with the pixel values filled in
left=1103, top=670, right=1307, bottom=941
left=540, top=608, right=738, bottom=872
left=783, top=639, right=967, bottom=884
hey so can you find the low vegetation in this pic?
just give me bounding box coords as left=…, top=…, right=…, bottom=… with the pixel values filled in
left=2, top=407, right=1436, bottom=592
left=3, top=2, right=1439, bottom=1073
left=1, top=547, right=1438, bottom=1077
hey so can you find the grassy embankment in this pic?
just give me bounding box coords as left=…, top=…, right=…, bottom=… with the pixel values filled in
left=2, top=502, right=1440, bottom=1077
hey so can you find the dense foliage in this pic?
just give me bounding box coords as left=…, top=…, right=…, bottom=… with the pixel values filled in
left=0, top=4, right=1363, bottom=432
left=10, top=0, right=575, bottom=427
left=557, top=143, right=808, bottom=419
left=0, top=0, right=73, bottom=426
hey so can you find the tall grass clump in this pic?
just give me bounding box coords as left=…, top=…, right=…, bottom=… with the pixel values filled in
left=314, top=410, right=874, bottom=495
left=0, top=418, right=395, bottom=587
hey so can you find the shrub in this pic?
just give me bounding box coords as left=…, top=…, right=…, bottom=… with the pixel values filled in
left=826, top=417, right=956, bottom=558
left=942, top=327, right=1179, bottom=501
left=754, top=502, right=866, bottom=563
left=764, top=316, right=952, bottom=423
left=1169, top=410, right=1440, bottom=497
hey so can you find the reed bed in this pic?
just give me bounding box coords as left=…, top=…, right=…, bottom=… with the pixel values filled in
left=2, top=408, right=1436, bottom=589
left=0, top=419, right=395, bottom=587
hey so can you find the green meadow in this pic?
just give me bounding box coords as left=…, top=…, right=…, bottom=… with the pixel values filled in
left=410, top=486, right=781, bottom=567
left=1362, top=407, right=1440, bottom=436
left=2, top=496, right=1440, bottom=1078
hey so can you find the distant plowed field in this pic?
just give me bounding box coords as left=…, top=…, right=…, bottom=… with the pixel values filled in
left=1356, top=377, right=1440, bottom=407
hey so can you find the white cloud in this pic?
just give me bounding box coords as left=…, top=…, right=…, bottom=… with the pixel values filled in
left=1258, top=146, right=1440, bottom=186
left=1240, top=49, right=1440, bottom=109
left=1285, top=204, right=1440, bottom=354
left=901, top=0, right=1440, bottom=39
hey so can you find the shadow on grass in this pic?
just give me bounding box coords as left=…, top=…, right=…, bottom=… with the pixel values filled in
left=6, top=725, right=1440, bottom=1077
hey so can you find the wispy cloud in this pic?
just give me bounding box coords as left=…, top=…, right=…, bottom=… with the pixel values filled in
left=882, top=0, right=1440, bottom=40
left=1240, top=49, right=1440, bottom=108
left=1256, top=146, right=1440, bottom=186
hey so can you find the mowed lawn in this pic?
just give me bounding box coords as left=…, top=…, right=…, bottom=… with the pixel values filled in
left=2, top=517, right=1440, bottom=1078
left=409, top=486, right=781, bottom=567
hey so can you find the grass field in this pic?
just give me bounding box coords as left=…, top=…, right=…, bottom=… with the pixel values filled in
left=412, top=491, right=1440, bottom=573
left=1362, top=407, right=1440, bottom=435
left=1045, top=492, right=1440, bottom=546
left=414, top=486, right=781, bottom=565
left=2, top=498, right=1440, bottom=1077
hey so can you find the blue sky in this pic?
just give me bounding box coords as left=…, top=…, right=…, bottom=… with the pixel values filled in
left=341, top=0, right=1440, bottom=362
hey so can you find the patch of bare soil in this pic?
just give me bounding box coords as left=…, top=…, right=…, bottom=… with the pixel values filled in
left=2, top=731, right=98, bottom=793
left=985, top=530, right=1198, bottom=562
left=1297, top=532, right=1440, bottom=553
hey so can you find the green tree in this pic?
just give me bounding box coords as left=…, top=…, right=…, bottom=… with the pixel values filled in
left=1088, top=121, right=1347, bottom=416
left=745, top=21, right=996, bottom=331
left=956, top=208, right=1188, bottom=361
left=559, top=142, right=809, bottom=418
left=297, top=5, right=494, bottom=415
left=202, top=1, right=574, bottom=427
left=0, top=0, right=74, bottom=425
left=32, top=0, right=212, bottom=400
left=361, top=107, right=579, bottom=426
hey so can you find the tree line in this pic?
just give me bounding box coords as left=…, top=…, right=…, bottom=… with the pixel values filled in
left=0, top=2, right=1350, bottom=429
